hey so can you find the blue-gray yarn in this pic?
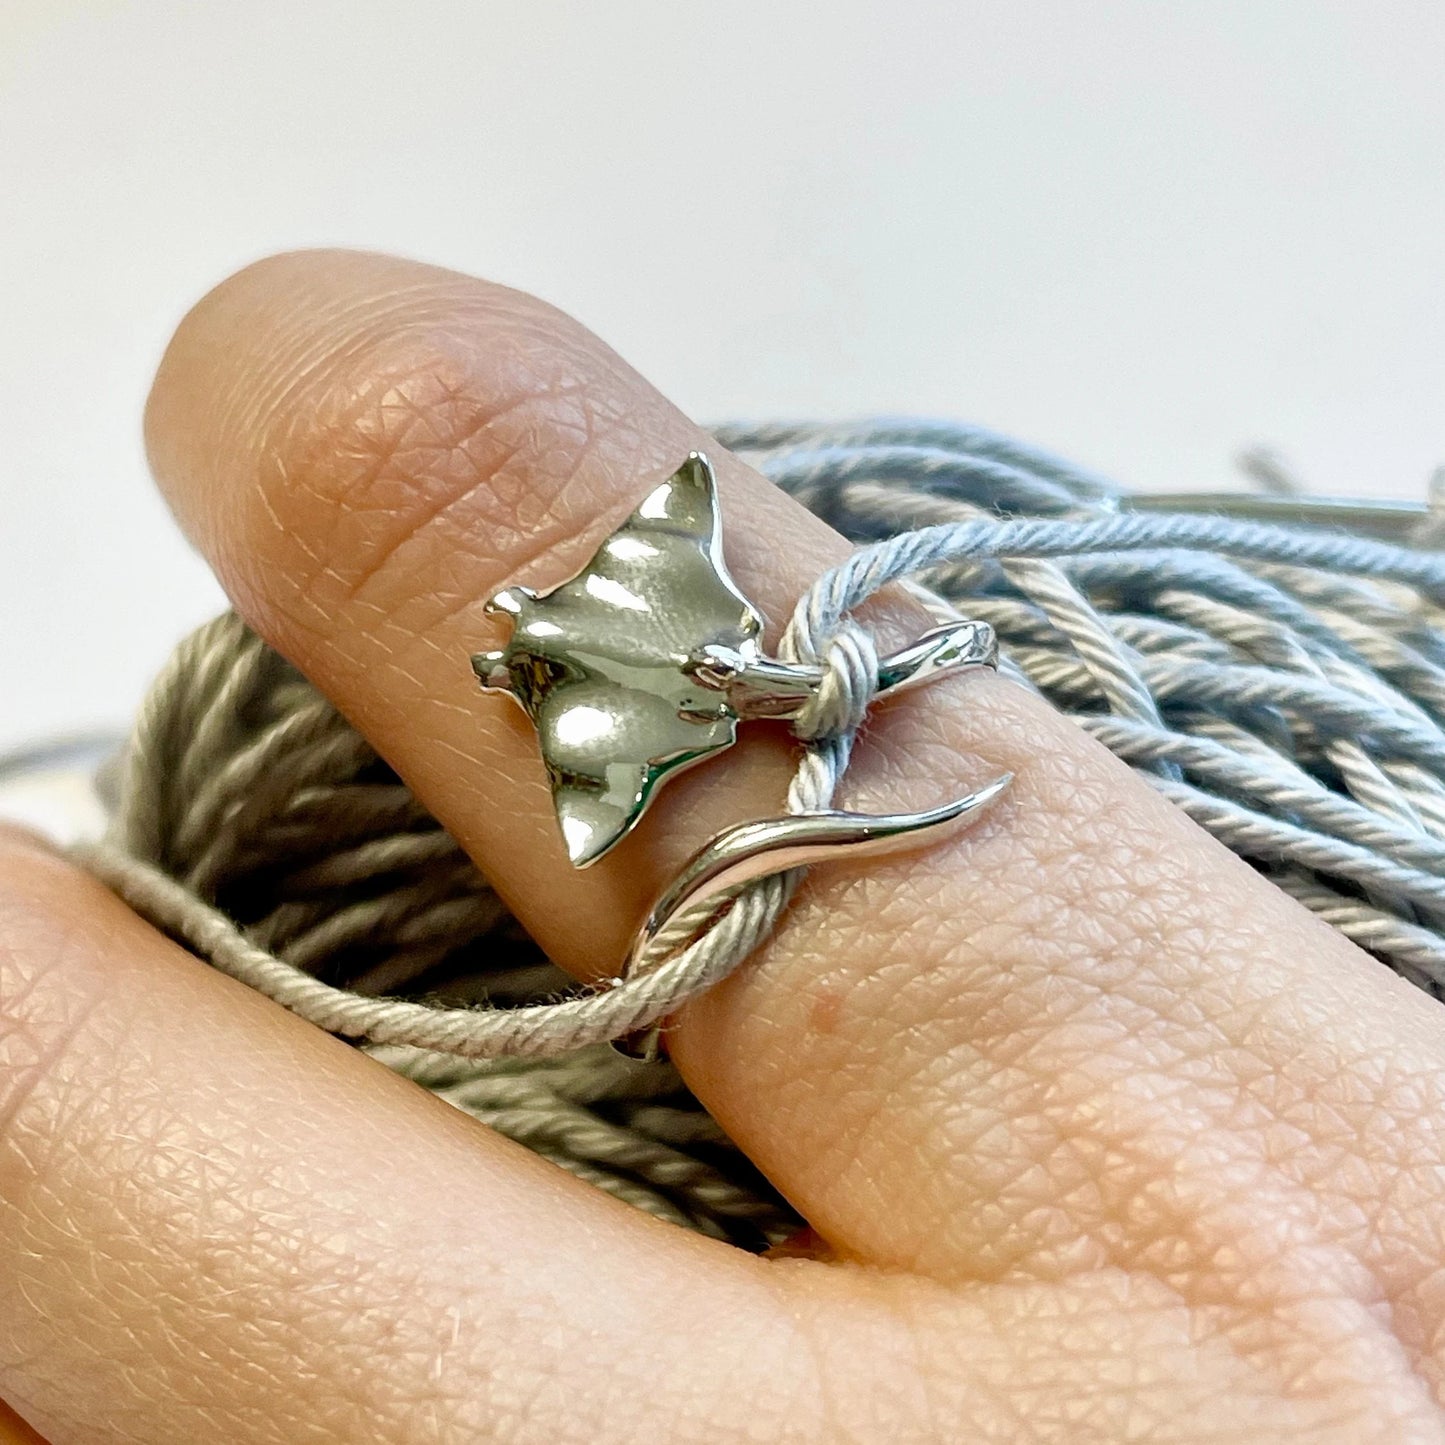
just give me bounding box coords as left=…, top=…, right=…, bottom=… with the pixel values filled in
left=723, top=417, right=1445, bottom=999
left=81, top=414, right=1445, bottom=1062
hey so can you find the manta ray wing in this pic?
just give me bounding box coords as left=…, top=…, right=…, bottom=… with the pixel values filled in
left=475, top=452, right=767, bottom=866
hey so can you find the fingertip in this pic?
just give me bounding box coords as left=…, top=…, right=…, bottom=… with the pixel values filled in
left=144, top=248, right=429, bottom=549
left=143, top=248, right=679, bottom=621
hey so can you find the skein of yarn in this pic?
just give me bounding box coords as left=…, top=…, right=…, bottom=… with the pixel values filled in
left=77, top=417, right=1445, bottom=1248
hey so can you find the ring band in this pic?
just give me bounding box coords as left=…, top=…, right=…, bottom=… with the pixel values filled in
left=470, top=450, right=1010, bottom=1058
left=472, top=450, right=1002, bottom=867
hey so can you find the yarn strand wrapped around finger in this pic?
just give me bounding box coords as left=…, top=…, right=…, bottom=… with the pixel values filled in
left=72, top=416, right=1445, bottom=1244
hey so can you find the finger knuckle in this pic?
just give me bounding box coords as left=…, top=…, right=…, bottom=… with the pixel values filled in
left=248, top=296, right=615, bottom=635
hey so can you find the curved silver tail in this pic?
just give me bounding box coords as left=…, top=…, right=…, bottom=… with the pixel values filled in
left=626, top=772, right=1013, bottom=978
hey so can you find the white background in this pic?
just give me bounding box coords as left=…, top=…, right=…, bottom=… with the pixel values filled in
left=2, top=0, right=1443, bottom=753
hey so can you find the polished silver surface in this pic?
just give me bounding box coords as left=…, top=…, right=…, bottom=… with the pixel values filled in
left=473, top=451, right=764, bottom=867
left=612, top=771, right=1013, bottom=1059
left=627, top=772, right=1014, bottom=976
left=693, top=619, right=997, bottom=720
left=473, top=451, right=1000, bottom=867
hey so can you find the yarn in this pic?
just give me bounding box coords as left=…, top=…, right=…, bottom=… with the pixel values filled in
left=74, top=416, right=1445, bottom=1246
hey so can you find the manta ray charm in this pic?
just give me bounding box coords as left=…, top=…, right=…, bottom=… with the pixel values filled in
left=473, top=451, right=1003, bottom=868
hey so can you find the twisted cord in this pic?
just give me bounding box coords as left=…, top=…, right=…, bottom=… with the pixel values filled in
left=72, top=416, right=1445, bottom=1242
left=77, top=549, right=885, bottom=1056
left=367, top=1042, right=787, bottom=1245
left=80, top=497, right=1445, bottom=1048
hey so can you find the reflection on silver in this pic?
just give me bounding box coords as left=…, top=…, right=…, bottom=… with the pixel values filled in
left=627, top=773, right=1013, bottom=976
left=611, top=774, right=1012, bottom=1060
left=473, top=451, right=1001, bottom=867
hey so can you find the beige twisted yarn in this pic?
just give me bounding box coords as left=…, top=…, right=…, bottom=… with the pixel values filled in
left=78, top=412, right=1445, bottom=1251
left=95, top=610, right=799, bottom=1251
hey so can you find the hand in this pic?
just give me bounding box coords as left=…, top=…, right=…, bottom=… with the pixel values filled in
left=4, top=251, right=1445, bottom=1444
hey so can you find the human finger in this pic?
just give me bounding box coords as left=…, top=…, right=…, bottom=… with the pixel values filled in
left=0, top=828, right=808, bottom=1443
left=143, top=250, right=1445, bottom=1351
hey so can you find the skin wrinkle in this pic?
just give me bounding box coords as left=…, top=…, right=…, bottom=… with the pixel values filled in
left=695, top=739, right=1224, bottom=1249
left=0, top=884, right=116, bottom=1172
left=262, top=311, right=631, bottom=607
left=1028, top=1017, right=1433, bottom=1398
left=55, top=1105, right=398, bottom=1434
left=300, top=377, right=534, bottom=612
left=9, top=247, right=1420, bottom=1436
left=758, top=747, right=1445, bottom=1387
left=11, top=1040, right=780, bottom=1433
left=837, top=1263, right=1437, bottom=1441
left=223, top=324, right=811, bottom=952
left=212, top=279, right=576, bottom=539
left=9, top=855, right=586, bottom=1433
left=693, top=742, right=1445, bottom=1392
left=0, top=863, right=830, bottom=1444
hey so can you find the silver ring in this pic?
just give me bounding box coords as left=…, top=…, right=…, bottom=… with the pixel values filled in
left=471, top=451, right=1008, bottom=1055
left=472, top=450, right=1002, bottom=865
